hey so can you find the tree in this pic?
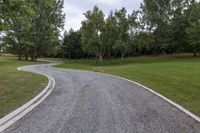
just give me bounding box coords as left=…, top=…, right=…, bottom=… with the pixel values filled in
left=128, top=10, right=140, bottom=56
left=1, top=0, right=65, bottom=60
left=81, top=6, right=105, bottom=63
left=141, top=0, right=171, bottom=55
left=2, top=0, right=35, bottom=60
left=133, top=32, right=154, bottom=55
left=112, top=40, right=128, bottom=64
left=1, top=0, right=31, bottom=31
left=62, top=29, right=83, bottom=59
left=102, top=11, right=118, bottom=59
left=112, top=7, right=130, bottom=63
left=186, top=2, right=200, bottom=56
left=163, top=0, right=195, bottom=54
left=30, top=0, right=65, bottom=60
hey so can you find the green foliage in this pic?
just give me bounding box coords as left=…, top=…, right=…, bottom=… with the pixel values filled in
left=186, top=2, right=200, bottom=56
left=2, top=0, right=200, bottom=61
left=112, top=8, right=130, bottom=62
left=112, top=40, right=128, bottom=63
left=81, top=6, right=105, bottom=63
left=62, top=29, right=83, bottom=59
left=139, top=0, right=197, bottom=55
left=165, top=0, right=194, bottom=53
left=81, top=6, right=132, bottom=63
left=31, top=0, right=65, bottom=58
left=1, top=0, right=65, bottom=60
left=133, top=32, right=154, bottom=55
left=64, top=1, right=200, bottom=63
left=141, top=0, right=171, bottom=54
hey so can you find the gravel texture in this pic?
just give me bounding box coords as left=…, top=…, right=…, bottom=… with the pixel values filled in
left=3, top=63, right=200, bottom=133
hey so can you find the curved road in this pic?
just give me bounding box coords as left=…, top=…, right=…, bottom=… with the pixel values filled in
left=3, top=63, right=200, bottom=133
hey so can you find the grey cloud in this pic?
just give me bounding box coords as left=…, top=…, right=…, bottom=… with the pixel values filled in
left=63, top=0, right=143, bottom=31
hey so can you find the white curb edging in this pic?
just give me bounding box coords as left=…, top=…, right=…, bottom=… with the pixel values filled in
left=98, top=72, right=200, bottom=123
left=0, top=66, right=55, bottom=132
left=53, top=66, right=200, bottom=123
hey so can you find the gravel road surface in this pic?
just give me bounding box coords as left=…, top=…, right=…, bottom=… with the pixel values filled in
left=3, top=63, right=200, bottom=133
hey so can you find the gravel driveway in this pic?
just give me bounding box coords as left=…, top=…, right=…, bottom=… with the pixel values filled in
left=3, top=63, right=200, bottom=133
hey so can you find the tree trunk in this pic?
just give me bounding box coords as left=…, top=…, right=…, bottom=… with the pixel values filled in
left=68, top=54, right=71, bottom=60
left=25, top=54, right=28, bottom=61
left=62, top=52, right=65, bottom=60
left=18, top=46, right=22, bottom=60
left=193, top=46, right=197, bottom=57
left=120, top=53, right=124, bottom=64
left=17, top=40, right=22, bottom=60
left=99, top=55, right=103, bottom=64
left=107, top=51, right=111, bottom=60
left=95, top=54, right=98, bottom=64
left=33, top=52, right=38, bottom=61
left=18, top=55, right=22, bottom=60
left=31, top=56, right=34, bottom=61
left=111, top=56, right=115, bottom=63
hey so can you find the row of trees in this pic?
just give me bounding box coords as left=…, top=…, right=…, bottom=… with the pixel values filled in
left=1, top=0, right=200, bottom=62
left=0, top=0, right=65, bottom=60
left=141, top=0, right=200, bottom=56
left=62, top=0, right=200, bottom=63
left=81, top=7, right=131, bottom=63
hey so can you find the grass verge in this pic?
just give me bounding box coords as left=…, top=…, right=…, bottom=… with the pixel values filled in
left=0, top=56, right=47, bottom=118
left=55, top=54, right=200, bottom=117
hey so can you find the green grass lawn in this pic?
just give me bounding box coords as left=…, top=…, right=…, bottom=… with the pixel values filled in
left=0, top=56, right=47, bottom=118
left=55, top=54, right=200, bottom=117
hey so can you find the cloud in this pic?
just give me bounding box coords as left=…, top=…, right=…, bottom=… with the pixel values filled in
left=62, top=0, right=143, bottom=31
left=62, top=1, right=85, bottom=31
left=89, top=0, right=121, bottom=5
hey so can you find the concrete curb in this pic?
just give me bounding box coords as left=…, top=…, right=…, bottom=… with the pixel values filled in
left=0, top=66, right=55, bottom=132
left=53, top=65, right=200, bottom=123
left=97, top=72, right=200, bottom=123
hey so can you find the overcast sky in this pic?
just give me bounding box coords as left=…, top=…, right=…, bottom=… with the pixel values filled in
left=62, top=0, right=143, bottom=32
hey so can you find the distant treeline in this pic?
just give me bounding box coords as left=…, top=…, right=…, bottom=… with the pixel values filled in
left=1, top=0, right=200, bottom=63
left=61, top=0, right=200, bottom=63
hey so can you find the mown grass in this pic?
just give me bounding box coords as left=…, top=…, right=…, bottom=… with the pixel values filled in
left=55, top=54, right=200, bottom=117
left=0, top=56, right=47, bottom=118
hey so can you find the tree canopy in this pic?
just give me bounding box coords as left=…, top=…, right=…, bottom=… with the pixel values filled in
left=1, top=0, right=200, bottom=62
left=186, top=2, right=200, bottom=56
left=0, top=0, right=65, bottom=60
